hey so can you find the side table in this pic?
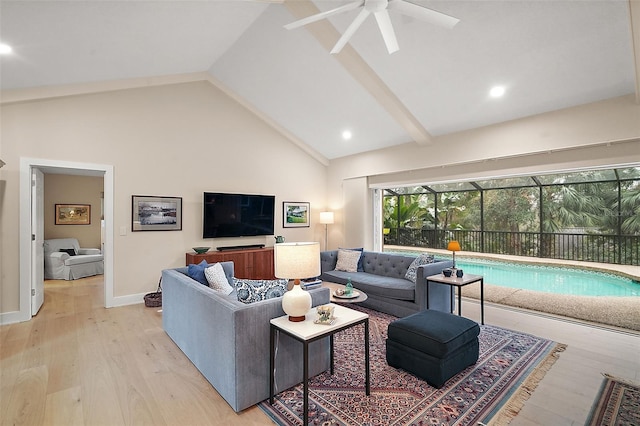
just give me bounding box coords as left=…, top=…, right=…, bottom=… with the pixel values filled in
left=426, top=273, right=484, bottom=324
left=269, top=303, right=370, bottom=425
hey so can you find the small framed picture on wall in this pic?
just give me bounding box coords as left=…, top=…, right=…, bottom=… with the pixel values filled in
left=55, top=204, right=91, bottom=225
left=283, top=201, right=310, bottom=228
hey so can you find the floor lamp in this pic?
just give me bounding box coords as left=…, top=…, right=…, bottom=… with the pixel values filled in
left=319, top=212, right=334, bottom=251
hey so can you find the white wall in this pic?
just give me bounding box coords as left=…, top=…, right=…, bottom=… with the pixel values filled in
left=328, top=94, right=640, bottom=248
left=0, top=81, right=328, bottom=314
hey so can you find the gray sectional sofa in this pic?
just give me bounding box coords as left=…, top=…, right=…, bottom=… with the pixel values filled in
left=320, top=250, right=454, bottom=318
left=162, top=262, right=331, bottom=412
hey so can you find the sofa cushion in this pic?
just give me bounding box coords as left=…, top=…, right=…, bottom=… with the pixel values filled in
left=335, top=249, right=361, bottom=272
left=60, top=248, right=77, bottom=256
left=360, top=252, right=416, bottom=279
left=405, top=253, right=436, bottom=283
left=322, top=270, right=415, bottom=301
left=205, top=262, right=234, bottom=295
left=187, top=260, right=209, bottom=285
left=64, top=254, right=103, bottom=266
left=235, top=278, right=288, bottom=304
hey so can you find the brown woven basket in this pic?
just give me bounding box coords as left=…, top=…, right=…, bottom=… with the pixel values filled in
left=144, top=278, right=162, bottom=308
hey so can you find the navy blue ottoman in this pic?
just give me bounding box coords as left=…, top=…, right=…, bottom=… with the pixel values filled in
left=386, top=310, right=480, bottom=388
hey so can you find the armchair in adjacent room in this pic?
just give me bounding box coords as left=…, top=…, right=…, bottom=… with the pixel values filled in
left=44, top=238, right=104, bottom=280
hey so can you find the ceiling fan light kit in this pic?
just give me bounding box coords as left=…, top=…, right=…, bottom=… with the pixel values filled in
left=284, top=0, right=460, bottom=54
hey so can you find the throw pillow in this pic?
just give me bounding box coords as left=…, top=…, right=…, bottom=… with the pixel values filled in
left=404, top=253, right=436, bottom=283
left=187, top=259, right=209, bottom=286
left=59, top=248, right=76, bottom=256
left=204, top=262, right=234, bottom=295
left=334, top=248, right=361, bottom=273
left=235, top=278, right=288, bottom=304
left=340, top=247, right=364, bottom=271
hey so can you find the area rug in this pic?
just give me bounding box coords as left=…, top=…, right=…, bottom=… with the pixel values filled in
left=260, top=306, right=566, bottom=425
left=586, top=374, right=640, bottom=425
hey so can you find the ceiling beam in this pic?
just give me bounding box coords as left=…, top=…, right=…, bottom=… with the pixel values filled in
left=630, top=0, right=640, bottom=103
left=283, top=0, right=433, bottom=146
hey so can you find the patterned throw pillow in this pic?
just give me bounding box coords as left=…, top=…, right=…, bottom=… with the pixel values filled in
left=235, top=278, right=288, bottom=304
left=334, top=248, right=361, bottom=272
left=205, top=262, right=234, bottom=295
left=404, top=253, right=436, bottom=283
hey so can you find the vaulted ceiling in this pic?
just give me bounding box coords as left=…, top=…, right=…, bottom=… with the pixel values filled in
left=1, top=0, right=639, bottom=163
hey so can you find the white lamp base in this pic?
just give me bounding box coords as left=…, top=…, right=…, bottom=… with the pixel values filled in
left=282, top=280, right=312, bottom=322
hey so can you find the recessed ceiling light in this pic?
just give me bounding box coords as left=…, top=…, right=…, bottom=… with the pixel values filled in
left=489, top=86, right=505, bottom=98
left=342, top=130, right=352, bottom=140
left=0, top=43, right=13, bottom=54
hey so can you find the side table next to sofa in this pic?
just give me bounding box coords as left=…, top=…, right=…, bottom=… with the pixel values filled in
left=426, top=273, right=484, bottom=324
left=270, top=303, right=370, bottom=425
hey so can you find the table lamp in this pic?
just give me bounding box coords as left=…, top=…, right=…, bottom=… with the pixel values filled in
left=447, top=240, right=461, bottom=269
left=274, top=242, right=320, bottom=322
left=319, top=211, right=334, bottom=250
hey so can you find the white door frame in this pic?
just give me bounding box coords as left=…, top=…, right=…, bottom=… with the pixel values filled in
left=31, top=168, right=45, bottom=315
left=19, top=158, right=114, bottom=321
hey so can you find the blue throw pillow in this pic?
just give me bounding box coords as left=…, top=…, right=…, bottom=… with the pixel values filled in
left=187, top=259, right=209, bottom=285
left=340, top=247, right=365, bottom=272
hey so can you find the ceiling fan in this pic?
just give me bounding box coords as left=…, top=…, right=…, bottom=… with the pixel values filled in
left=284, top=0, right=459, bottom=54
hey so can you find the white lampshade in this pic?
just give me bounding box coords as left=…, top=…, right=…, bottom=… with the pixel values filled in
left=319, top=211, right=334, bottom=224
left=274, top=242, right=320, bottom=322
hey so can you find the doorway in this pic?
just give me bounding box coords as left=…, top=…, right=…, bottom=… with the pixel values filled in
left=19, top=158, right=114, bottom=322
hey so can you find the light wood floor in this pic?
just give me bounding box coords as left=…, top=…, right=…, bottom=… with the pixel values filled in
left=1, top=277, right=638, bottom=426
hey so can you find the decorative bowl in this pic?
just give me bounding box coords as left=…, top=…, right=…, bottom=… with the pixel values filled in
left=193, top=247, right=210, bottom=254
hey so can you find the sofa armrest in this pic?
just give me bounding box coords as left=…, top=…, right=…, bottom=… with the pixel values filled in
left=48, top=251, right=70, bottom=263
left=78, top=248, right=101, bottom=255
left=415, top=260, right=454, bottom=312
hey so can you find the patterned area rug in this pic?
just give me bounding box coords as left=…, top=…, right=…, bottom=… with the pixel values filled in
left=586, top=374, right=640, bottom=425
left=260, top=306, right=565, bottom=425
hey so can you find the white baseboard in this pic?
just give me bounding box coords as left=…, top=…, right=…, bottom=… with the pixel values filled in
left=0, top=310, right=29, bottom=325
left=111, top=292, right=146, bottom=307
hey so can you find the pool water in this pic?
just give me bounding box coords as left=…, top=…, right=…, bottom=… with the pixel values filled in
left=430, top=256, right=640, bottom=297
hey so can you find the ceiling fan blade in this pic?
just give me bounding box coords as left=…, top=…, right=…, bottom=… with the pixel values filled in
left=331, top=8, right=371, bottom=54
left=388, top=0, right=459, bottom=29
left=284, top=0, right=363, bottom=30
left=374, top=10, right=399, bottom=54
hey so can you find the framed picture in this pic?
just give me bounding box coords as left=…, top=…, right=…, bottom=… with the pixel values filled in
left=132, top=195, right=182, bottom=231
left=55, top=204, right=91, bottom=225
left=283, top=201, right=310, bottom=228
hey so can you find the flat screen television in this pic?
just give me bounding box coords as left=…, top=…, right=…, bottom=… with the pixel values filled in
left=203, top=192, right=275, bottom=238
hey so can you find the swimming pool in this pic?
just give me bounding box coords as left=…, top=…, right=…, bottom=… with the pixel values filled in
left=440, top=257, right=639, bottom=297
left=397, top=253, right=639, bottom=297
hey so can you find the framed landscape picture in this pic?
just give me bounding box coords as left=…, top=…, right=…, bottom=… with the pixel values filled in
left=55, top=204, right=91, bottom=225
left=283, top=201, right=310, bottom=228
left=132, top=195, right=182, bottom=231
